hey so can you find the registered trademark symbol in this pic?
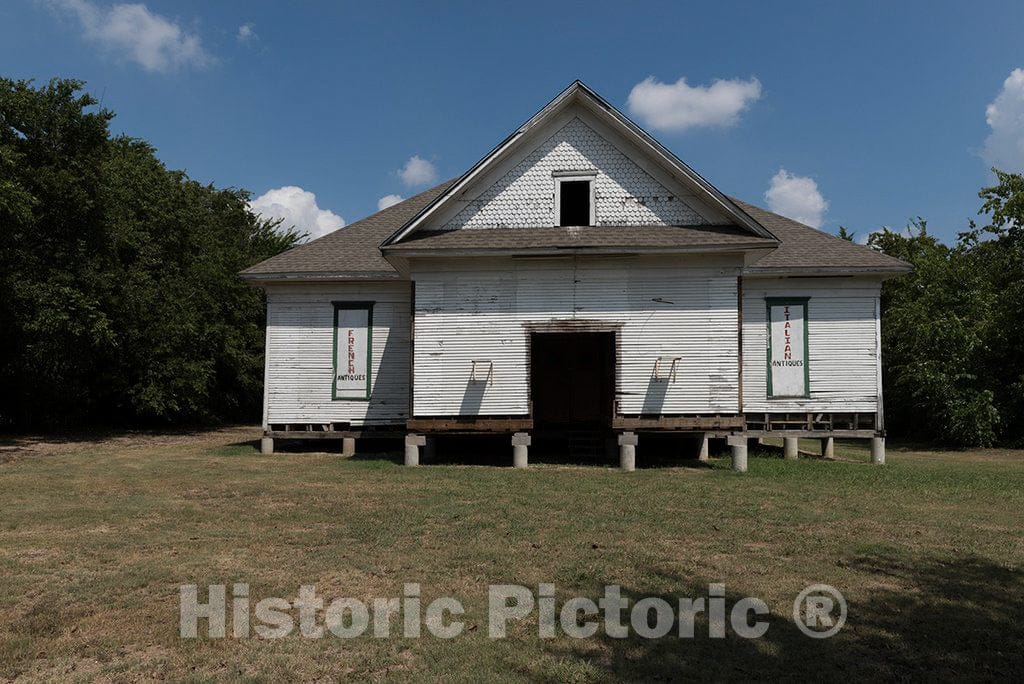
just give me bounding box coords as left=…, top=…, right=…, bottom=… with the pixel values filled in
left=792, top=584, right=847, bottom=638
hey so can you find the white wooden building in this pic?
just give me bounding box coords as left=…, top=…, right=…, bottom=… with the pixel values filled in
left=241, top=82, right=910, bottom=470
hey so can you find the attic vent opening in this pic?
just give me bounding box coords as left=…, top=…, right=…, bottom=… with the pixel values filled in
left=556, top=177, right=594, bottom=227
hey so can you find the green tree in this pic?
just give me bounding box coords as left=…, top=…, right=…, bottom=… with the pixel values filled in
left=969, top=170, right=1024, bottom=444
left=0, top=78, right=300, bottom=428
left=870, top=220, right=998, bottom=446
left=870, top=171, right=1024, bottom=448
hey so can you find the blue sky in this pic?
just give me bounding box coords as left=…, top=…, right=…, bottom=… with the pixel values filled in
left=3, top=1, right=1023, bottom=243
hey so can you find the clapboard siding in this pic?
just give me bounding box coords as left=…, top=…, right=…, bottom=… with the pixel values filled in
left=260, top=271, right=884, bottom=424
left=264, top=282, right=410, bottom=425
left=411, top=256, right=742, bottom=416
left=742, top=277, right=881, bottom=412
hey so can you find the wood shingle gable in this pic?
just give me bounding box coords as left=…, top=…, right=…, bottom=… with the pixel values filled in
left=382, top=81, right=777, bottom=246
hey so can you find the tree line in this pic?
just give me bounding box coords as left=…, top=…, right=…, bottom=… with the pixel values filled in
left=3, top=78, right=1023, bottom=446
left=0, top=78, right=300, bottom=429
left=865, top=171, right=1024, bottom=447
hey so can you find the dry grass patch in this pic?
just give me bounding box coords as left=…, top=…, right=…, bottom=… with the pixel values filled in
left=1, top=428, right=1022, bottom=680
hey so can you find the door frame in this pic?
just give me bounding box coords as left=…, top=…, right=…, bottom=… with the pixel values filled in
left=524, top=320, right=621, bottom=426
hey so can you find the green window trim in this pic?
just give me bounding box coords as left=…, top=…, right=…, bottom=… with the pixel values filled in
left=765, top=297, right=810, bottom=399
left=332, top=301, right=374, bottom=402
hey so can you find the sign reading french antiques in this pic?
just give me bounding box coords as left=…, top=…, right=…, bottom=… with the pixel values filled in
left=333, top=302, right=373, bottom=400
left=767, top=298, right=809, bottom=398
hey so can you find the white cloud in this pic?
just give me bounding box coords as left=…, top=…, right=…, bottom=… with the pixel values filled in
left=764, top=169, right=829, bottom=228
left=398, top=155, right=437, bottom=187
left=237, top=22, right=257, bottom=43
left=46, top=0, right=211, bottom=72
left=377, top=194, right=403, bottom=210
left=249, top=186, right=345, bottom=241
left=983, top=68, right=1024, bottom=171
left=627, top=75, right=762, bottom=132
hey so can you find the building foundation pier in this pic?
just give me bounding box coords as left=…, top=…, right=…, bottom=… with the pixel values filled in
left=404, top=434, right=425, bottom=466
left=618, top=432, right=637, bottom=472
left=512, top=432, right=530, bottom=469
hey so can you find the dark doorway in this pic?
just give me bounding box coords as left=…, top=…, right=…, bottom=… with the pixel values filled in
left=530, top=332, right=615, bottom=461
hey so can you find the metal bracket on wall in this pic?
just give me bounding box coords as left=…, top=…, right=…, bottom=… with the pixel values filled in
left=470, top=359, right=494, bottom=385
left=653, top=357, right=681, bottom=383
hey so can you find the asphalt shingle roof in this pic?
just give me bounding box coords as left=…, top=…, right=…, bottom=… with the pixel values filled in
left=385, top=224, right=776, bottom=252
left=240, top=181, right=455, bottom=279
left=732, top=198, right=911, bottom=273
left=240, top=180, right=909, bottom=279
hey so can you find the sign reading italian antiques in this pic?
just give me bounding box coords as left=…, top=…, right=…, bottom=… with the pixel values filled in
left=333, top=303, right=372, bottom=400
left=767, top=298, right=809, bottom=398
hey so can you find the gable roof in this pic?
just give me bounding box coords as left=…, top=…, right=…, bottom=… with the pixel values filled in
left=239, top=180, right=910, bottom=281
left=381, top=80, right=777, bottom=245
left=240, top=181, right=454, bottom=281
left=240, top=80, right=910, bottom=282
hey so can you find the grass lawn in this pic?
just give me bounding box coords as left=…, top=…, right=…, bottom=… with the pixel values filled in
left=1, top=428, right=1023, bottom=681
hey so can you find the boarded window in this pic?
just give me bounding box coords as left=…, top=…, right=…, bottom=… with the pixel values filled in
left=559, top=180, right=591, bottom=226
left=333, top=301, right=373, bottom=400
left=766, top=297, right=809, bottom=398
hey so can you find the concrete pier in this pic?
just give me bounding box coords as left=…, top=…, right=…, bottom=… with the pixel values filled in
left=618, top=432, right=637, bottom=471
left=342, top=437, right=356, bottom=457
left=783, top=437, right=799, bottom=460
left=727, top=435, right=747, bottom=472
left=512, top=432, right=530, bottom=469
left=404, top=434, right=425, bottom=466
left=871, top=437, right=886, bottom=465
left=823, top=437, right=835, bottom=460
left=698, top=434, right=710, bottom=462
left=260, top=436, right=274, bottom=455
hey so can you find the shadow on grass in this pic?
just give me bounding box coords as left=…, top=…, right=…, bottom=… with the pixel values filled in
left=885, top=440, right=984, bottom=454
left=518, top=554, right=1024, bottom=680
left=262, top=437, right=406, bottom=463
left=422, top=433, right=712, bottom=469
left=0, top=424, right=227, bottom=447
left=210, top=439, right=263, bottom=457
left=349, top=440, right=404, bottom=465
left=215, top=435, right=407, bottom=464
left=428, top=435, right=513, bottom=467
